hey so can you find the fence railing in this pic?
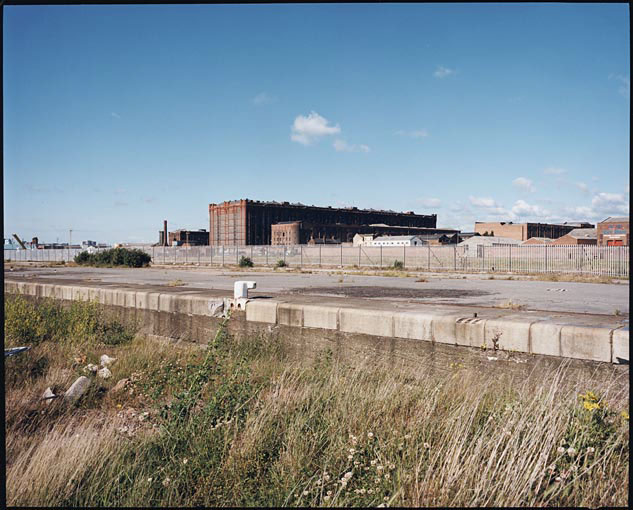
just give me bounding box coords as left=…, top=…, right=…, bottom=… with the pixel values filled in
left=4, top=244, right=629, bottom=277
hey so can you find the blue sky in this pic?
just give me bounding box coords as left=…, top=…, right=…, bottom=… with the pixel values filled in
left=3, top=3, right=630, bottom=244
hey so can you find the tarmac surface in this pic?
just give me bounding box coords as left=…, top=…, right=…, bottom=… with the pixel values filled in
left=5, top=264, right=629, bottom=317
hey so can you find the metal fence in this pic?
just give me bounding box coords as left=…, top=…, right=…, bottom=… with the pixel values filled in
left=4, top=244, right=629, bottom=277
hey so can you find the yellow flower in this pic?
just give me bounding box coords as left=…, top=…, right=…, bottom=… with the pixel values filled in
left=621, top=411, right=629, bottom=420
left=583, top=401, right=600, bottom=411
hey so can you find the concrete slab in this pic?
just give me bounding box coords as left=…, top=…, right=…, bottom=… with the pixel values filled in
left=340, top=308, right=393, bottom=338
left=431, top=315, right=459, bottom=345
left=530, top=322, right=562, bottom=358
left=303, top=304, right=339, bottom=330
left=393, top=312, right=433, bottom=341
left=484, top=319, right=532, bottom=352
left=613, top=327, right=629, bottom=363
left=245, top=300, right=278, bottom=324
left=560, top=325, right=612, bottom=363
left=455, top=317, right=486, bottom=347
left=277, top=303, right=304, bottom=327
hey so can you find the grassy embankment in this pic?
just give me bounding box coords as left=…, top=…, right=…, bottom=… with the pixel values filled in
left=4, top=295, right=629, bottom=507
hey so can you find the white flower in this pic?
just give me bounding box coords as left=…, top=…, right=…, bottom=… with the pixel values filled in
left=368, top=489, right=374, bottom=494
left=371, top=460, right=377, bottom=466
left=344, top=471, right=353, bottom=479
left=377, top=465, right=384, bottom=472
left=316, top=479, right=321, bottom=485
left=367, top=432, right=374, bottom=439
left=349, top=448, right=356, bottom=454
left=303, top=490, right=309, bottom=496
left=566, top=447, right=577, bottom=456
left=324, top=474, right=331, bottom=481
left=147, top=477, right=153, bottom=482
left=587, top=447, right=595, bottom=454
left=557, top=446, right=566, bottom=454
left=360, top=488, right=366, bottom=494
left=348, top=455, right=353, bottom=460
left=389, top=463, right=395, bottom=470
left=384, top=473, right=391, bottom=480
left=341, top=480, right=347, bottom=488
left=162, top=477, right=171, bottom=487
left=354, top=461, right=360, bottom=466
left=183, top=458, right=188, bottom=465
left=404, top=433, right=412, bottom=439
left=384, top=496, right=389, bottom=501
left=323, top=495, right=330, bottom=501
left=327, top=490, right=332, bottom=496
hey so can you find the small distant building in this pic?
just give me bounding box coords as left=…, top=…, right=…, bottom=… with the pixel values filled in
left=353, top=233, right=376, bottom=246
left=164, top=229, right=209, bottom=247
left=522, top=237, right=554, bottom=245
left=271, top=221, right=302, bottom=245
left=458, top=235, right=520, bottom=256
left=368, top=235, right=425, bottom=247
left=597, top=217, right=629, bottom=246
left=551, top=228, right=597, bottom=246
left=307, top=237, right=341, bottom=245
left=474, top=221, right=593, bottom=241
left=82, top=240, right=97, bottom=248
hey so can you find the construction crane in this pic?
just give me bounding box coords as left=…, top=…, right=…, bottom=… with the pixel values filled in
left=12, top=233, right=27, bottom=250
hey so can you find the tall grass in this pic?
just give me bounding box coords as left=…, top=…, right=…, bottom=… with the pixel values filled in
left=5, top=297, right=629, bottom=507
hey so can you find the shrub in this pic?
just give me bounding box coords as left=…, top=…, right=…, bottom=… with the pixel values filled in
left=275, top=259, right=287, bottom=268
left=74, top=248, right=151, bottom=268
left=392, top=260, right=404, bottom=270
left=238, top=256, right=254, bottom=268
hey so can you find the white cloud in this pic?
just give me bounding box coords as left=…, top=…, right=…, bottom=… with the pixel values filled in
left=609, top=74, right=630, bottom=97
left=575, top=182, right=589, bottom=194
left=511, top=200, right=549, bottom=218
left=469, top=196, right=499, bottom=208
left=290, top=111, right=341, bottom=145
left=333, top=139, right=370, bottom=153
left=512, top=177, right=535, bottom=193
left=252, top=92, right=276, bottom=106
left=433, top=66, right=455, bottom=79
left=418, top=197, right=441, bottom=208
left=591, top=192, right=629, bottom=215
left=544, top=167, right=566, bottom=175
left=395, top=129, right=429, bottom=139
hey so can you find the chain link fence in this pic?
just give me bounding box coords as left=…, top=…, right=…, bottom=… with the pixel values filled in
left=4, top=244, right=629, bottom=277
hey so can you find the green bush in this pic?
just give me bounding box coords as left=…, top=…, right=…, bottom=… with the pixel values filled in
left=393, top=260, right=404, bottom=270
left=238, top=256, right=254, bottom=268
left=275, top=259, right=287, bottom=268
left=74, top=248, right=151, bottom=268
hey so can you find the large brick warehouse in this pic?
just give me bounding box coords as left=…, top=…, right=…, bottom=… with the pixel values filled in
left=208, top=199, right=444, bottom=245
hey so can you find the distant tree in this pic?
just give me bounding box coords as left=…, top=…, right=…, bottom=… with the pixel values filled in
left=490, top=230, right=494, bottom=236
left=483, top=231, right=489, bottom=236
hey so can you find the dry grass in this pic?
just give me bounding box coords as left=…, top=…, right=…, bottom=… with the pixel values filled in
left=5, top=298, right=629, bottom=507
left=495, top=299, right=527, bottom=311
left=166, top=279, right=186, bottom=287
left=525, top=273, right=623, bottom=284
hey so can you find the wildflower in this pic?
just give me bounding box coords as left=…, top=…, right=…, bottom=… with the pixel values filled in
left=621, top=411, right=629, bottom=420
left=557, top=446, right=566, bottom=454
left=389, top=463, right=395, bottom=470
left=384, top=473, right=391, bottom=480
left=349, top=448, right=356, bottom=455
left=354, top=489, right=360, bottom=494
left=377, top=465, right=384, bottom=472
left=348, top=455, right=353, bottom=460
left=116, top=404, right=122, bottom=408
left=375, top=477, right=381, bottom=484
left=303, top=490, right=309, bottom=496
left=583, top=401, right=600, bottom=411
left=323, top=495, right=330, bottom=502
left=316, top=479, right=322, bottom=485
left=384, top=496, right=389, bottom=502
left=147, top=477, right=153, bottom=482
left=360, top=488, right=366, bottom=494
left=341, top=480, right=347, bottom=488
left=404, top=433, right=411, bottom=440
left=586, top=447, right=595, bottom=454
left=367, top=432, right=374, bottom=439
left=555, top=476, right=562, bottom=483
left=344, top=472, right=353, bottom=479
left=371, top=460, right=377, bottom=466
left=162, top=477, right=171, bottom=487
left=566, top=447, right=577, bottom=457
left=324, top=474, right=331, bottom=482
left=327, top=490, right=332, bottom=496
left=368, top=489, right=374, bottom=494
left=424, top=442, right=431, bottom=449
left=183, top=458, right=188, bottom=465
left=354, top=461, right=360, bottom=467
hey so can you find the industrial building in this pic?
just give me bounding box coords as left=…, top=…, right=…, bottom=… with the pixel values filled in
left=597, top=217, right=629, bottom=246
left=210, top=199, right=452, bottom=245
left=551, top=228, right=597, bottom=246
left=474, top=221, right=594, bottom=241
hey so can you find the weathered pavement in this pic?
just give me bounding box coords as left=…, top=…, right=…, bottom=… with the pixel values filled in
left=4, top=265, right=629, bottom=364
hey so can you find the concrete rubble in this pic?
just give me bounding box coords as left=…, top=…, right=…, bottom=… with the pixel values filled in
left=97, top=367, right=112, bottom=379
left=64, top=376, right=91, bottom=402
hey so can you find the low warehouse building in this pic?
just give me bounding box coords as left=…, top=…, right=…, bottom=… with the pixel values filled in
left=551, top=228, right=597, bottom=246
left=597, top=217, right=629, bottom=246
left=522, top=237, right=554, bottom=245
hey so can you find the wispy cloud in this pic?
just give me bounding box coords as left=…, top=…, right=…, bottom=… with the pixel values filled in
left=575, top=182, right=589, bottom=194
left=469, top=196, right=499, bottom=208
left=290, top=111, right=341, bottom=145
left=395, top=129, right=429, bottom=139
left=512, top=177, right=535, bottom=193
left=544, top=167, right=567, bottom=175
left=609, top=74, right=630, bottom=97
left=111, top=112, right=121, bottom=119
left=417, top=197, right=441, bottom=208
left=511, top=199, right=549, bottom=218
left=333, top=139, right=370, bottom=153
left=433, top=66, right=456, bottom=79
left=252, top=92, right=277, bottom=106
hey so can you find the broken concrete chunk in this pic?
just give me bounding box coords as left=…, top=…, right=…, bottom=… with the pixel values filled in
left=64, top=376, right=91, bottom=402
left=42, top=387, right=56, bottom=404
left=84, top=363, right=99, bottom=374
left=111, top=378, right=130, bottom=393
left=100, top=354, right=117, bottom=366
left=97, top=367, right=112, bottom=379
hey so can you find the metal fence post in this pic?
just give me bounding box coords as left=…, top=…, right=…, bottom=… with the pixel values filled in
left=222, top=245, right=225, bottom=266
left=319, top=245, right=322, bottom=267
left=403, top=245, right=406, bottom=269
left=358, top=246, right=361, bottom=267
left=198, top=247, right=200, bottom=265
left=236, top=246, right=239, bottom=265
left=453, top=244, right=456, bottom=271
left=428, top=244, right=430, bottom=270
left=340, top=244, right=343, bottom=267
left=380, top=245, right=383, bottom=268
left=185, top=246, right=187, bottom=265
left=266, top=246, right=268, bottom=266
left=283, top=245, right=286, bottom=264
left=545, top=245, right=548, bottom=272
left=300, top=245, right=303, bottom=268
left=509, top=245, right=512, bottom=272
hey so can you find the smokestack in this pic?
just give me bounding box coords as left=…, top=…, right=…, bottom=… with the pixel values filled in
left=163, top=220, right=168, bottom=246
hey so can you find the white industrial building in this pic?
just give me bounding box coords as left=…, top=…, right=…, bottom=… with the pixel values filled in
left=368, top=235, right=425, bottom=247
left=458, top=235, right=520, bottom=256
